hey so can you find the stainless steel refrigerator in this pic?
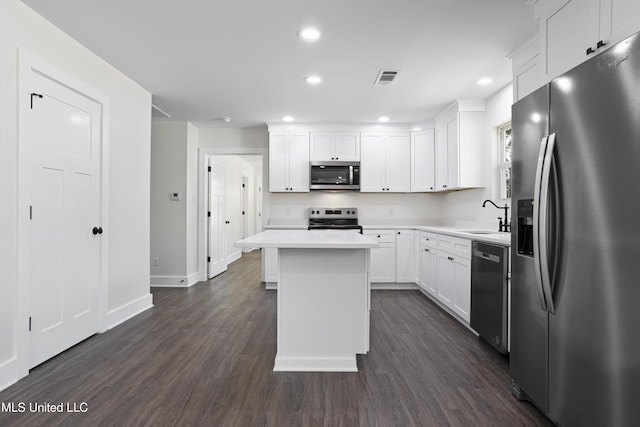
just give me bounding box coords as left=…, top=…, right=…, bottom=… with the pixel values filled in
left=511, top=31, right=640, bottom=427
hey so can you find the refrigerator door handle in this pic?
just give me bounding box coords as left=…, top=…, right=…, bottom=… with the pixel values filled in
left=533, top=136, right=550, bottom=311
left=539, top=133, right=556, bottom=314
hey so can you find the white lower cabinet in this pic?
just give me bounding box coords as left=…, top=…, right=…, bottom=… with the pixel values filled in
left=451, top=256, right=471, bottom=322
left=364, top=230, right=397, bottom=282
left=396, top=230, right=418, bottom=283
left=417, top=231, right=472, bottom=323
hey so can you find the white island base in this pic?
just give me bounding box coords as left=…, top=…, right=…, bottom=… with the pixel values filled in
left=235, top=230, right=377, bottom=372
left=276, top=248, right=369, bottom=372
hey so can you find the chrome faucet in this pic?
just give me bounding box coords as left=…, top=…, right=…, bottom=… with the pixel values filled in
left=482, top=200, right=510, bottom=232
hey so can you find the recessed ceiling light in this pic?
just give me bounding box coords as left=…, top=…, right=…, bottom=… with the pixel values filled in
left=282, top=116, right=295, bottom=122
left=304, top=75, right=322, bottom=85
left=378, top=116, right=390, bottom=123
left=477, top=77, right=493, bottom=86
left=298, top=28, right=321, bottom=41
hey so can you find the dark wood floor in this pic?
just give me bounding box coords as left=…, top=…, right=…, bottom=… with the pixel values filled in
left=0, top=250, right=551, bottom=426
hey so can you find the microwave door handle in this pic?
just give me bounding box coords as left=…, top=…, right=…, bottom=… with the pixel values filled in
left=533, top=136, right=549, bottom=312
left=350, top=165, right=353, bottom=185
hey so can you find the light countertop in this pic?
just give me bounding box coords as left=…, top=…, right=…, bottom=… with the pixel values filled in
left=263, top=224, right=511, bottom=246
left=235, top=230, right=379, bottom=249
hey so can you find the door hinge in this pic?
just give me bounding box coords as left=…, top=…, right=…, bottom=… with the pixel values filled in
left=207, top=256, right=211, bottom=262
left=30, top=93, right=43, bottom=109
left=208, top=166, right=211, bottom=172
left=29, top=316, right=32, bottom=331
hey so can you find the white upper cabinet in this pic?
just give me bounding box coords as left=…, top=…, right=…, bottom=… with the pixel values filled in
left=411, top=129, right=436, bottom=192
left=310, top=131, right=360, bottom=161
left=360, top=132, right=411, bottom=192
left=434, top=101, right=485, bottom=191
left=511, top=36, right=540, bottom=102
left=269, top=131, right=310, bottom=192
left=601, top=0, right=640, bottom=46
left=538, top=0, right=640, bottom=81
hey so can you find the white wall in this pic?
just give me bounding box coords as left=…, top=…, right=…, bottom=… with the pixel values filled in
left=441, top=84, right=513, bottom=229
left=186, top=124, right=199, bottom=277
left=150, top=121, right=200, bottom=284
left=1, top=0, right=152, bottom=390
left=150, top=121, right=188, bottom=276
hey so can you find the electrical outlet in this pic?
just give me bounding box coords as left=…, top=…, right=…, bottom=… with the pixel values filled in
left=153, top=257, right=159, bottom=267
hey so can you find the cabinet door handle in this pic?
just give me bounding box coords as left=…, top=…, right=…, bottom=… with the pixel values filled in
left=597, top=40, right=606, bottom=49
left=448, top=256, right=454, bottom=261
left=586, top=46, right=595, bottom=55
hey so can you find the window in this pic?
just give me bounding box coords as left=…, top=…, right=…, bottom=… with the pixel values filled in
left=498, top=122, right=512, bottom=199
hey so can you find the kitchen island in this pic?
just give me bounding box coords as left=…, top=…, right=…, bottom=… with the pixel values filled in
left=235, top=230, right=378, bottom=372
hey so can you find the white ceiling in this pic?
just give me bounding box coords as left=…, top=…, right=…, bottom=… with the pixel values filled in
left=20, top=0, right=537, bottom=128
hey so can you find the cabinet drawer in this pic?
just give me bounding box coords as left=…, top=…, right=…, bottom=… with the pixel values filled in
left=437, top=234, right=471, bottom=259
left=420, top=231, right=438, bottom=248
left=364, top=230, right=396, bottom=243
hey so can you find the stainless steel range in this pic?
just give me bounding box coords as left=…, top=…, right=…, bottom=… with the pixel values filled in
left=307, top=207, right=362, bottom=234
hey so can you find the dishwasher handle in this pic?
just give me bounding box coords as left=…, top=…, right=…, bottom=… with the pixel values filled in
left=473, top=249, right=501, bottom=264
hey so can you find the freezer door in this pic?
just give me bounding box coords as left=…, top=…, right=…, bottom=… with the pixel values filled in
left=546, top=31, right=640, bottom=427
left=510, top=84, right=550, bottom=413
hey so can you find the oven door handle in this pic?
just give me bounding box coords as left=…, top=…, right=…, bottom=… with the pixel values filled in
left=307, top=225, right=363, bottom=234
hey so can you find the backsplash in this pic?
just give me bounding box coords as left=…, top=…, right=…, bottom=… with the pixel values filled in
left=267, top=192, right=444, bottom=226
left=440, top=188, right=511, bottom=231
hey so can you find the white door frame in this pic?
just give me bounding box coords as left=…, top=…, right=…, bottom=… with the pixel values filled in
left=17, top=50, right=110, bottom=377
left=198, top=148, right=266, bottom=282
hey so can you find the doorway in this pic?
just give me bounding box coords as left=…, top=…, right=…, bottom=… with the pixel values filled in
left=201, top=153, right=264, bottom=281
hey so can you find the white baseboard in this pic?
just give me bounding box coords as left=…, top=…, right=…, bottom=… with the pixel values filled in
left=273, top=355, right=357, bottom=372
left=371, top=282, right=419, bottom=290
left=106, top=293, right=154, bottom=330
left=227, top=250, right=242, bottom=264
left=0, top=357, right=19, bottom=393
left=150, top=275, right=190, bottom=287
left=187, top=272, right=200, bottom=287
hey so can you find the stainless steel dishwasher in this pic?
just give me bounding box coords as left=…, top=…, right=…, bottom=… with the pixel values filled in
left=470, top=241, right=509, bottom=354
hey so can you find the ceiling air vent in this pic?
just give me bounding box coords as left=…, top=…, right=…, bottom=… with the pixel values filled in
left=374, top=69, right=400, bottom=86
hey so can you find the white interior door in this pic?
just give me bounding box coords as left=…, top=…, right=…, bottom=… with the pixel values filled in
left=241, top=175, right=249, bottom=240
left=208, top=158, right=227, bottom=278
left=26, top=69, right=102, bottom=368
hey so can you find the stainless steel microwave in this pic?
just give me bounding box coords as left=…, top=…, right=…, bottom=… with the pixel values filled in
left=309, top=161, right=360, bottom=191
